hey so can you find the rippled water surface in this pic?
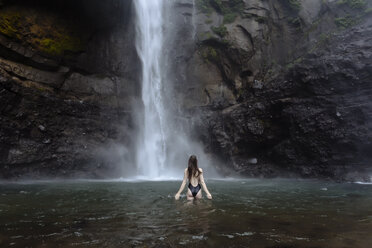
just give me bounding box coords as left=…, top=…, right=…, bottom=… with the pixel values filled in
left=1, top=179, right=371, bottom=247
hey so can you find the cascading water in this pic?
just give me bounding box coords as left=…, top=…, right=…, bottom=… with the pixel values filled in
left=133, top=0, right=219, bottom=179
left=134, top=0, right=166, bottom=178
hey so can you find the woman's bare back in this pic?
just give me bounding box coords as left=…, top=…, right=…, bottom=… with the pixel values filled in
left=188, top=168, right=202, bottom=186
left=174, top=156, right=212, bottom=200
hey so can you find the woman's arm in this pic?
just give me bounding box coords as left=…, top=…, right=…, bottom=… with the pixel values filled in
left=199, top=168, right=212, bottom=199
left=175, top=169, right=188, bottom=200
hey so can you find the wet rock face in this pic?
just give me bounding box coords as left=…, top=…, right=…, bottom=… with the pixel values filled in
left=173, top=0, right=372, bottom=180
left=200, top=23, right=372, bottom=179
left=274, top=24, right=372, bottom=179
left=0, top=0, right=139, bottom=179
left=1, top=0, right=371, bottom=180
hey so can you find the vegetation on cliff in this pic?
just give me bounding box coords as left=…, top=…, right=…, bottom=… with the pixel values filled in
left=211, top=25, right=228, bottom=37
left=337, top=0, right=367, bottom=9
left=0, top=6, right=87, bottom=57
left=196, top=0, right=244, bottom=23
left=333, top=0, right=371, bottom=29
left=0, top=9, right=22, bottom=39
left=285, top=0, right=302, bottom=11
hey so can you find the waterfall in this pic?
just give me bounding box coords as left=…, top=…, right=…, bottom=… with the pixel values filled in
left=133, top=0, right=220, bottom=179
left=134, top=0, right=166, bottom=178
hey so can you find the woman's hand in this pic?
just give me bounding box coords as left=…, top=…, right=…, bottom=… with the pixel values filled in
left=206, top=193, right=212, bottom=199
left=174, top=193, right=180, bottom=200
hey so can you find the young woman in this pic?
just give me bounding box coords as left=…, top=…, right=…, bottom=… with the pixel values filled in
left=174, top=155, right=212, bottom=200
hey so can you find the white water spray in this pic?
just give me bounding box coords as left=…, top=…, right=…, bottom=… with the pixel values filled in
left=133, top=0, right=220, bottom=179
left=134, top=0, right=166, bottom=178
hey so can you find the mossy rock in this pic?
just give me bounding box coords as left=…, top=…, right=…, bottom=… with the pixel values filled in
left=337, top=0, right=367, bottom=9
left=34, top=35, right=84, bottom=57
left=196, top=0, right=244, bottom=23
left=0, top=9, right=22, bottom=39
left=211, top=25, right=228, bottom=37
left=334, top=15, right=359, bottom=28
left=201, top=46, right=219, bottom=63
left=285, top=57, right=304, bottom=70
left=0, top=6, right=88, bottom=57
left=284, top=0, right=302, bottom=12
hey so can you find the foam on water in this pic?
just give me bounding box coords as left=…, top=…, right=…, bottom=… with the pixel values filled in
left=354, top=181, right=372, bottom=185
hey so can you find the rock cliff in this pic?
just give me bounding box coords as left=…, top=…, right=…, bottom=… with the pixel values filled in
left=168, top=0, right=372, bottom=180
left=0, top=0, right=371, bottom=181
left=0, top=0, right=140, bottom=178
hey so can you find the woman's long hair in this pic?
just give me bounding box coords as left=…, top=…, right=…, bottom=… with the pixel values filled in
left=187, top=155, right=200, bottom=180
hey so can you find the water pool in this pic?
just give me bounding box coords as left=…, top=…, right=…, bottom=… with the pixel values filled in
left=0, top=179, right=371, bottom=247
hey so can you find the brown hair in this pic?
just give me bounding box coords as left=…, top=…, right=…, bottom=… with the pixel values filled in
left=187, top=155, right=200, bottom=180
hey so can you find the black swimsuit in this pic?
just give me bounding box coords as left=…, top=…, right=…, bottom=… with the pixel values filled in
left=188, top=183, right=201, bottom=197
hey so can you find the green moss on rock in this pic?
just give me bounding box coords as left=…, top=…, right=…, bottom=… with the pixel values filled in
left=205, top=18, right=213, bottom=24
left=211, top=25, right=228, bottom=37
left=337, top=0, right=367, bottom=9
left=196, top=0, right=214, bottom=14
left=285, top=0, right=302, bottom=12
left=286, top=57, right=303, bottom=70
left=201, top=46, right=218, bottom=63
left=223, top=12, right=238, bottom=24
left=0, top=10, right=22, bottom=39
left=0, top=6, right=87, bottom=57
left=35, top=35, right=83, bottom=56
left=335, top=15, right=359, bottom=28
left=196, top=0, right=244, bottom=23
left=365, top=7, right=372, bottom=14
